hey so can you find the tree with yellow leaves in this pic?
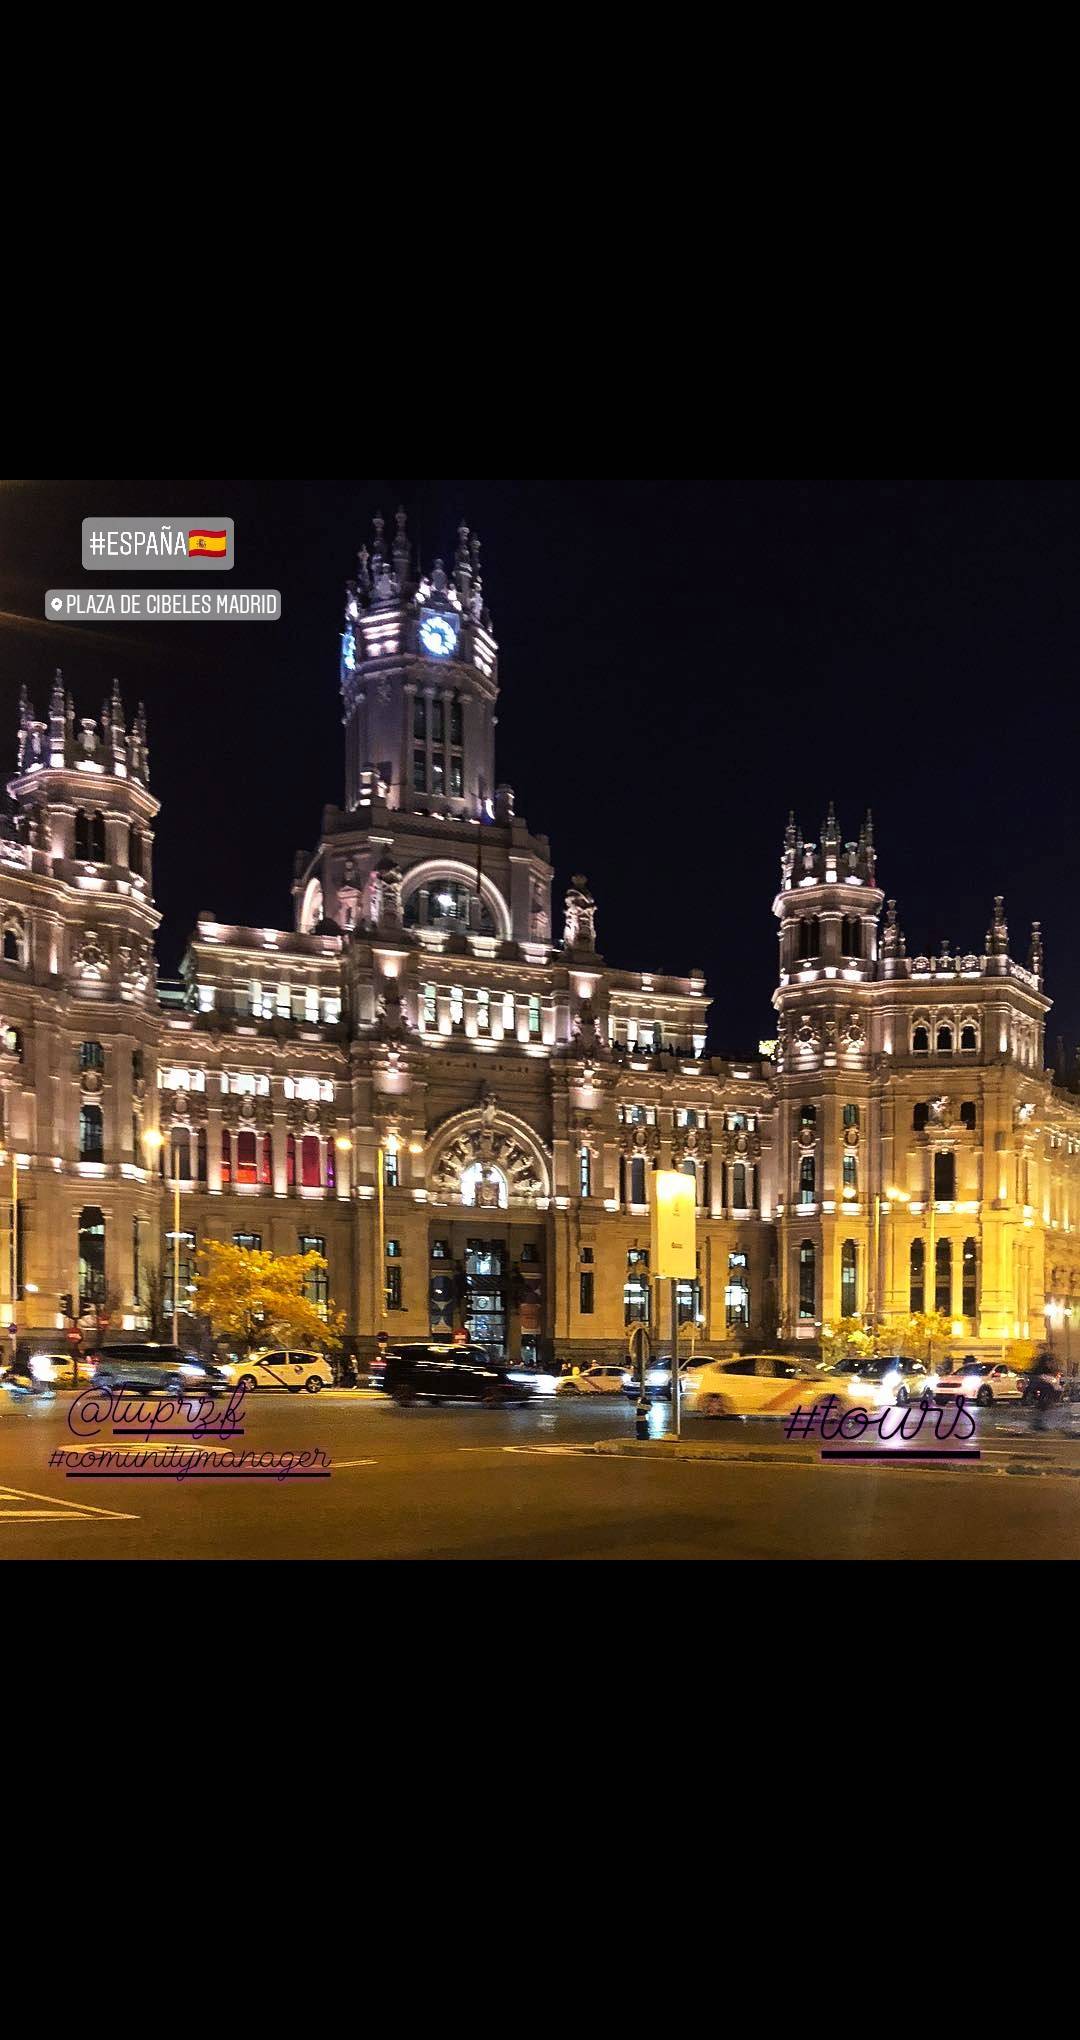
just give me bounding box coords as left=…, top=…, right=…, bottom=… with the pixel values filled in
left=194, top=1240, right=344, bottom=1358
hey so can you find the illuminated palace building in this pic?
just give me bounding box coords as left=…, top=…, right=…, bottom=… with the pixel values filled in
left=4, top=511, right=1080, bottom=1362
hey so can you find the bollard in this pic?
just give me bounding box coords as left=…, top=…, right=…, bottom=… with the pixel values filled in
left=635, top=1395, right=651, bottom=1442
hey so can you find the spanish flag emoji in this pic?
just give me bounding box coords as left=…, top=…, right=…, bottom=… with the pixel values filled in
left=188, top=529, right=228, bottom=558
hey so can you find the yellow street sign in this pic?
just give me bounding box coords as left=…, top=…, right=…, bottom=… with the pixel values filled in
left=650, top=1170, right=697, bottom=1278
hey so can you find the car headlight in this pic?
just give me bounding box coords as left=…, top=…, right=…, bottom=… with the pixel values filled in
left=646, top=1369, right=668, bottom=1387
left=926, top=1374, right=938, bottom=1392
left=960, top=1376, right=978, bottom=1394
left=621, top=1372, right=634, bottom=1387
left=179, top=1363, right=207, bottom=1379
left=30, top=1356, right=57, bottom=1382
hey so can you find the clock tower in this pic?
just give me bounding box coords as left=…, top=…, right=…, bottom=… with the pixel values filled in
left=340, top=508, right=499, bottom=821
left=295, top=509, right=554, bottom=949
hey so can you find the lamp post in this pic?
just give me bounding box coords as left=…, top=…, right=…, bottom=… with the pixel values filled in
left=141, top=1129, right=177, bottom=1339
left=375, top=1133, right=396, bottom=1324
left=1, top=1147, right=19, bottom=1361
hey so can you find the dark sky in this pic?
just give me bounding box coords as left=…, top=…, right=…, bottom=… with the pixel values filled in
left=1, top=479, right=1076, bottom=1061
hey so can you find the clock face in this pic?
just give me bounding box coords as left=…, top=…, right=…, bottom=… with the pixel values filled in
left=419, top=613, right=458, bottom=659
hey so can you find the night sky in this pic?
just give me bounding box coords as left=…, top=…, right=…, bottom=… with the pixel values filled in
left=1, top=479, right=1076, bottom=1063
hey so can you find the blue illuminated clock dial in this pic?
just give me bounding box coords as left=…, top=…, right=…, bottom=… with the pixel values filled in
left=420, top=614, right=458, bottom=658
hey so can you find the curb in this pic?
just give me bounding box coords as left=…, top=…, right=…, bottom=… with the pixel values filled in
left=584, top=1440, right=1080, bottom=1479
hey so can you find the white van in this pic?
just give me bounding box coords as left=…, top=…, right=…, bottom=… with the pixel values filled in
left=221, top=1350, right=334, bottom=1394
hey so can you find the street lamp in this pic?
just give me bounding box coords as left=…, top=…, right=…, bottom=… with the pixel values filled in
left=142, top=1129, right=180, bottom=1342
left=375, top=1133, right=398, bottom=1324
left=0, top=1146, right=19, bottom=1356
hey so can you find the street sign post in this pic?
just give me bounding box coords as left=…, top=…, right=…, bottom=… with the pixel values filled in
left=628, top=1320, right=651, bottom=1440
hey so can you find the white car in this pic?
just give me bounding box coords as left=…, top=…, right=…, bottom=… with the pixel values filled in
left=556, top=1364, right=630, bottom=1397
left=932, top=1359, right=1025, bottom=1406
left=222, top=1349, right=334, bottom=1395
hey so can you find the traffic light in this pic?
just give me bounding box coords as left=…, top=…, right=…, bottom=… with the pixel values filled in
left=59, top=1293, right=74, bottom=1320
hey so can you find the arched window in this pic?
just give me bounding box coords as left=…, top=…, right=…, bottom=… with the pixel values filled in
left=732, top=1162, right=747, bottom=1209
left=935, top=1237, right=952, bottom=1315
left=933, top=1150, right=956, bottom=1201
left=841, top=1239, right=857, bottom=1316
left=80, top=1041, right=104, bottom=1071
left=936, top=1024, right=954, bottom=1053
left=962, top=1237, right=978, bottom=1317
left=798, top=1155, right=816, bottom=1205
left=404, top=878, right=496, bottom=937
left=910, top=1239, right=925, bottom=1312
left=79, top=1103, right=103, bottom=1162
left=236, top=1131, right=258, bottom=1185
left=960, top=1024, right=978, bottom=1052
left=170, top=1127, right=191, bottom=1180
left=301, top=1135, right=322, bottom=1189
left=843, top=917, right=862, bottom=959
left=913, top=1103, right=930, bottom=1131
left=798, top=1240, right=816, bottom=1320
left=78, top=1206, right=106, bottom=1311
left=2, top=914, right=26, bottom=965
left=912, top=1025, right=930, bottom=1054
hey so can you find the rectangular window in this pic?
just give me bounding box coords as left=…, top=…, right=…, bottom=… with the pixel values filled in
left=304, top=989, right=319, bottom=1025
left=413, top=749, right=427, bottom=792
left=528, top=996, right=542, bottom=1038
left=935, top=1238, right=952, bottom=1315
left=933, top=1151, right=956, bottom=1202
left=910, top=1240, right=925, bottom=1313
left=431, top=759, right=445, bottom=794
left=233, top=1232, right=262, bottom=1252
left=476, top=990, right=490, bottom=1031
left=299, top=1235, right=329, bottom=1315
left=423, top=984, right=437, bottom=1028
left=384, top=1149, right=399, bottom=1189
left=962, top=1238, right=977, bottom=1317
left=579, top=1271, right=595, bottom=1315
left=841, top=1242, right=857, bottom=1317
left=450, top=986, right=464, bottom=1026
left=450, top=760, right=463, bottom=797
left=431, top=1240, right=450, bottom=1260
left=450, top=700, right=463, bottom=746
left=503, top=994, right=515, bottom=1031
left=386, top=1265, right=403, bottom=1311
left=413, top=697, right=427, bottom=741
left=842, top=1153, right=857, bottom=1197
left=579, top=1147, right=592, bottom=1198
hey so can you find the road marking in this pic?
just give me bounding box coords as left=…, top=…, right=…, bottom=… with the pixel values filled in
left=330, top=1459, right=378, bottom=1470
left=0, top=1483, right=138, bottom=1524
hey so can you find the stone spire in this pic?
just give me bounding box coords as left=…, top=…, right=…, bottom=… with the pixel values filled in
left=1030, top=921, right=1044, bottom=985
left=987, top=896, right=1009, bottom=957
left=392, top=506, right=411, bottom=589
left=49, top=669, right=65, bottom=757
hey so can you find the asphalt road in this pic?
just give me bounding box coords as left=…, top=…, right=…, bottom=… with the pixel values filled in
left=3, top=1387, right=1080, bottom=1559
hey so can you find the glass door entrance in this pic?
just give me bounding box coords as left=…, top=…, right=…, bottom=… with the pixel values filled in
left=464, top=1240, right=508, bottom=1357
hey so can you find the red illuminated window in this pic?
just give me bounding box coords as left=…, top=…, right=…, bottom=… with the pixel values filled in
left=221, top=1130, right=231, bottom=1184
left=301, top=1135, right=321, bottom=1189
left=237, top=1131, right=258, bottom=1185
left=287, top=1134, right=296, bottom=1187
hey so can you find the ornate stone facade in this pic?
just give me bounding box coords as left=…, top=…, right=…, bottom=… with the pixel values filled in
left=4, top=523, right=1080, bottom=1365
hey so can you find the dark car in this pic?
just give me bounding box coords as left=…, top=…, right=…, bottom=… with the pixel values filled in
left=1021, top=1357, right=1067, bottom=1406
left=89, top=1342, right=228, bottom=1397
left=382, top=1343, right=532, bottom=1408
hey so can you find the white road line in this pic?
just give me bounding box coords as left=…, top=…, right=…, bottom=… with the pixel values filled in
left=330, top=1459, right=378, bottom=1470
left=0, top=1484, right=138, bottom=1522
